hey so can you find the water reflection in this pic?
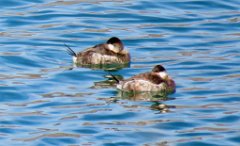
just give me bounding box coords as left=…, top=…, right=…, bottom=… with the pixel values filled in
left=74, top=63, right=130, bottom=71
left=150, top=102, right=176, bottom=113
left=100, top=96, right=175, bottom=114
left=117, top=92, right=176, bottom=113
left=117, top=90, right=173, bottom=101
left=91, top=74, right=122, bottom=89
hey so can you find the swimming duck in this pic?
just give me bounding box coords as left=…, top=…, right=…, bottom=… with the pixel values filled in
left=65, top=37, right=130, bottom=65
left=112, top=65, right=176, bottom=93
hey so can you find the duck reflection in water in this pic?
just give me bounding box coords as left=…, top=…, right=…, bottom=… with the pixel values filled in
left=150, top=102, right=176, bottom=113
left=91, top=74, right=123, bottom=89
left=103, top=95, right=176, bottom=114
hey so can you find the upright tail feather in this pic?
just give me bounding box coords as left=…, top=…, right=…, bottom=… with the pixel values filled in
left=108, top=72, right=120, bottom=83
left=64, top=43, right=77, bottom=57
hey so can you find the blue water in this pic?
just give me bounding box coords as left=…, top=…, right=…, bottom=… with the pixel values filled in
left=1, top=0, right=240, bottom=145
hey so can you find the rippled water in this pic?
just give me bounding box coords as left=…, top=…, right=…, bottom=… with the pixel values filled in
left=1, top=0, right=240, bottom=145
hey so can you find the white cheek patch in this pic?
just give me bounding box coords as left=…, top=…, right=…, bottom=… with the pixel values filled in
left=108, top=44, right=118, bottom=53
left=158, top=71, right=168, bottom=80
left=108, top=44, right=114, bottom=50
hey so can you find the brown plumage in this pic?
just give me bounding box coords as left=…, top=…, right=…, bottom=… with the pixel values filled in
left=126, top=72, right=164, bottom=84
left=115, top=65, right=176, bottom=93
left=66, top=37, right=130, bottom=65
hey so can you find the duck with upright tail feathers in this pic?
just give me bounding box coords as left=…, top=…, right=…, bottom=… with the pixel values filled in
left=65, top=37, right=130, bottom=66
left=111, top=65, right=176, bottom=94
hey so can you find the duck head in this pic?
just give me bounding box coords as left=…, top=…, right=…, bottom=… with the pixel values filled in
left=106, top=37, right=124, bottom=53
left=152, top=65, right=169, bottom=80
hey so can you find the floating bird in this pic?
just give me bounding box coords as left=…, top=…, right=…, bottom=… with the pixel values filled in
left=65, top=37, right=130, bottom=66
left=112, top=65, right=176, bottom=94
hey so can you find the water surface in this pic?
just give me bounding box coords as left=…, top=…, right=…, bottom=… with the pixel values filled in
left=0, top=0, right=240, bottom=145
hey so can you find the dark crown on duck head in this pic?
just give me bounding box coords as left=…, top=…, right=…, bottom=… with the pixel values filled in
left=152, top=65, right=166, bottom=73
left=106, top=37, right=124, bottom=51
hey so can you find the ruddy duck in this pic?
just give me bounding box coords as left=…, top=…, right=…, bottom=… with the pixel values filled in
left=112, top=65, right=176, bottom=93
left=65, top=37, right=130, bottom=65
